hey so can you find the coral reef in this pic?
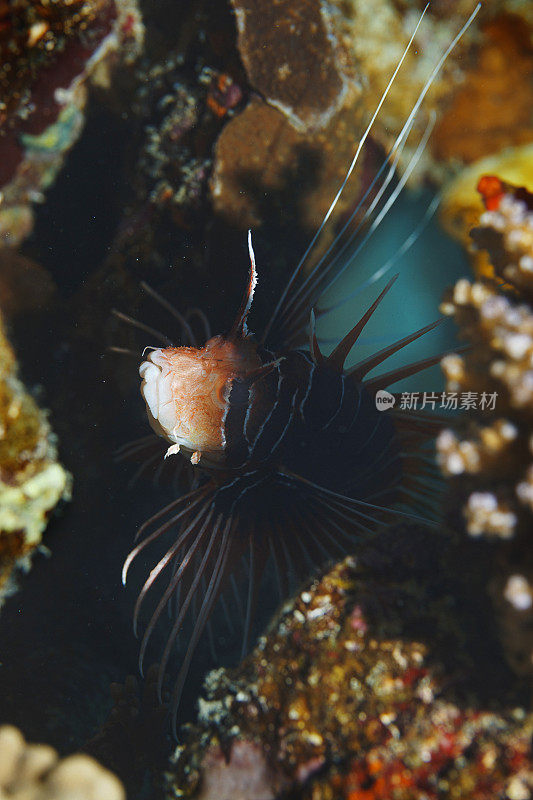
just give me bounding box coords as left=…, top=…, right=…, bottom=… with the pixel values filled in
left=0, top=6, right=532, bottom=800
left=230, top=0, right=348, bottom=133
left=0, top=250, right=56, bottom=318
left=209, top=1, right=533, bottom=232
left=0, top=0, right=144, bottom=247
left=438, top=177, right=533, bottom=676
left=432, top=13, right=533, bottom=165
left=102, top=1, right=533, bottom=291
left=84, top=666, right=169, bottom=797
left=166, top=548, right=531, bottom=799
left=440, top=143, right=533, bottom=277
left=0, top=310, right=70, bottom=606
left=0, top=725, right=125, bottom=800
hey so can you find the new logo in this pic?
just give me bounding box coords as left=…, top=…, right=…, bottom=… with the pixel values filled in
left=375, top=389, right=396, bottom=410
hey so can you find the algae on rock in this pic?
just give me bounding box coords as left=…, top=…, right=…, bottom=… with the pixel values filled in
left=0, top=311, right=70, bottom=606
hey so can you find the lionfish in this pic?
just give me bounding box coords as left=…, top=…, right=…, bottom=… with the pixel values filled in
left=117, top=4, right=481, bottom=733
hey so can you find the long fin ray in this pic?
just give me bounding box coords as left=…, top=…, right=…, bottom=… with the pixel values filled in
left=261, top=5, right=480, bottom=350
left=260, top=5, right=430, bottom=346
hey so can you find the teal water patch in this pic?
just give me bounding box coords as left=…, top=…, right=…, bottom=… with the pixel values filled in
left=317, top=188, right=471, bottom=393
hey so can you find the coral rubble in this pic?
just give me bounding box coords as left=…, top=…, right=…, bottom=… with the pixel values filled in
left=0, top=0, right=144, bottom=247
left=0, top=725, right=125, bottom=800
left=166, top=552, right=531, bottom=799
left=438, top=177, right=533, bottom=676
left=0, top=310, right=70, bottom=606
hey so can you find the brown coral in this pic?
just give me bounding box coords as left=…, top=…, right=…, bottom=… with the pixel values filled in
left=210, top=96, right=373, bottom=231
left=210, top=0, right=477, bottom=231
left=433, top=14, right=533, bottom=165
left=166, top=553, right=531, bottom=799
left=0, top=0, right=144, bottom=247
left=0, top=725, right=125, bottom=800
left=0, top=309, right=70, bottom=606
left=230, top=0, right=348, bottom=133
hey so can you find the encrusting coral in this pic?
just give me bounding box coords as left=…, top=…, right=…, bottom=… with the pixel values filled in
left=0, top=0, right=144, bottom=247
left=432, top=12, right=533, bottom=166
left=166, top=546, right=532, bottom=799
left=437, top=176, right=533, bottom=677
left=0, top=725, right=125, bottom=800
left=0, top=309, right=70, bottom=607
left=230, top=0, right=348, bottom=134
left=211, top=0, right=533, bottom=231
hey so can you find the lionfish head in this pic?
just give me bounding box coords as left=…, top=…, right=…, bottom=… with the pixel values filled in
left=139, top=233, right=261, bottom=465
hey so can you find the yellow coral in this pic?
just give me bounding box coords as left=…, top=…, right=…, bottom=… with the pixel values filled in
left=441, top=143, right=533, bottom=278
left=0, top=311, right=71, bottom=605
left=0, top=726, right=125, bottom=800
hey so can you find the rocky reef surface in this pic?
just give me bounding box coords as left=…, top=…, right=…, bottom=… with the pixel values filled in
left=0, top=308, right=70, bottom=607
left=167, top=544, right=531, bottom=799
left=0, top=0, right=144, bottom=247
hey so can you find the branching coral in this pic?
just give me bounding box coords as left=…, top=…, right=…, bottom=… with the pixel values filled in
left=0, top=310, right=70, bottom=607
left=438, top=177, right=533, bottom=676
left=0, top=725, right=125, bottom=800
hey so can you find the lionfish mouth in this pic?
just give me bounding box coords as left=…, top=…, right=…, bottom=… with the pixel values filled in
left=139, top=337, right=262, bottom=463
left=139, top=351, right=183, bottom=447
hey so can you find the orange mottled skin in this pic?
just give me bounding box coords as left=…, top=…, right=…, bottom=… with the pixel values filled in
left=140, top=335, right=261, bottom=463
